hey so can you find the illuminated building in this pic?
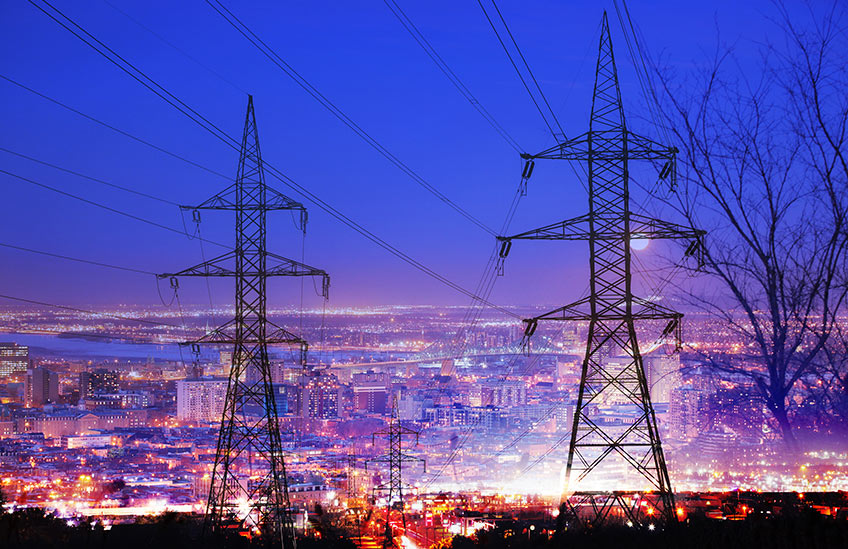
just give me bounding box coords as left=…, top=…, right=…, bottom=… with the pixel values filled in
left=12, top=408, right=142, bottom=438
left=398, top=393, right=429, bottom=421
left=270, top=362, right=304, bottom=384
left=303, top=372, right=341, bottom=419
left=219, top=351, right=233, bottom=376
left=272, top=383, right=299, bottom=415
left=65, top=433, right=113, bottom=449
left=79, top=369, right=119, bottom=399
left=694, top=427, right=736, bottom=458
left=176, top=377, right=227, bottom=422
left=90, top=391, right=153, bottom=409
left=352, top=371, right=390, bottom=414
left=25, top=367, right=59, bottom=407
left=424, top=404, right=507, bottom=430
left=707, top=386, right=765, bottom=435
left=555, top=356, right=581, bottom=389
left=0, top=342, right=28, bottom=378
left=473, top=379, right=527, bottom=407
left=644, top=352, right=682, bottom=403
left=670, top=386, right=707, bottom=440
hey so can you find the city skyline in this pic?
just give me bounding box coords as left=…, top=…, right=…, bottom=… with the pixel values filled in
left=2, top=1, right=847, bottom=547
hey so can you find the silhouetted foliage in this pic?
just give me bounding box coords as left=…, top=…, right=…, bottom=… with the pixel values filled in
left=438, top=514, right=848, bottom=549
left=1, top=505, right=847, bottom=549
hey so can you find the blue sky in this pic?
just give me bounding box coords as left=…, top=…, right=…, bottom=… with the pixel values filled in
left=0, top=1, right=802, bottom=310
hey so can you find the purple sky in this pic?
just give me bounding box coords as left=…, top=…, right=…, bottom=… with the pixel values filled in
left=0, top=1, right=803, bottom=311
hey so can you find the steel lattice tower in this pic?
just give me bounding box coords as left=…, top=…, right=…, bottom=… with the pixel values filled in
left=367, top=398, right=424, bottom=549
left=498, top=13, right=703, bottom=527
left=160, top=96, right=329, bottom=545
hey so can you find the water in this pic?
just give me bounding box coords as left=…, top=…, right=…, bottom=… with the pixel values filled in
left=0, top=332, right=185, bottom=361
left=0, top=332, right=402, bottom=364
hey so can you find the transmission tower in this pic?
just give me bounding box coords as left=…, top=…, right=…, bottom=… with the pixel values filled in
left=367, top=398, right=425, bottom=549
left=498, top=13, right=703, bottom=527
left=160, top=96, right=330, bottom=545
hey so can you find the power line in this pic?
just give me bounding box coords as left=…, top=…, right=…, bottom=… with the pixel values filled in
left=382, top=0, right=523, bottom=154
left=28, top=0, right=520, bottom=319
left=0, top=241, right=156, bottom=275
left=1, top=167, right=229, bottom=250
left=613, top=0, right=674, bottom=149
left=488, top=0, right=565, bottom=137
left=476, top=0, right=561, bottom=141
left=3, top=69, right=514, bottom=320
left=0, top=146, right=178, bottom=206
left=380, top=0, right=536, bottom=374
left=29, top=0, right=240, bottom=153
left=204, top=0, right=497, bottom=236
left=474, top=1, right=590, bottom=196
left=0, top=73, right=231, bottom=182
left=263, top=162, right=519, bottom=318
left=513, top=430, right=571, bottom=480
left=101, top=0, right=248, bottom=96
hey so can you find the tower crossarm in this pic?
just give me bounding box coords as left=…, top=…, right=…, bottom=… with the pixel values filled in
left=527, top=130, right=677, bottom=162
left=523, top=295, right=681, bottom=327
left=498, top=214, right=591, bottom=242
left=370, top=424, right=422, bottom=441
left=366, top=452, right=424, bottom=466
left=159, top=251, right=330, bottom=297
left=498, top=213, right=703, bottom=248
left=629, top=213, right=705, bottom=241
left=181, top=183, right=306, bottom=212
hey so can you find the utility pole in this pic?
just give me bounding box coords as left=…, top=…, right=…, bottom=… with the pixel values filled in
left=367, top=398, right=425, bottom=549
left=160, top=96, right=330, bottom=546
left=498, top=13, right=703, bottom=527
left=344, top=446, right=365, bottom=546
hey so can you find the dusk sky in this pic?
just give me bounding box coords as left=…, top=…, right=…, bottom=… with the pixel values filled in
left=0, top=0, right=802, bottom=310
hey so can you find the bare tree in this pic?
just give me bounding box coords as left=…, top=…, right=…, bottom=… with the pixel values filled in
left=807, top=322, right=848, bottom=432
left=652, top=2, right=848, bottom=450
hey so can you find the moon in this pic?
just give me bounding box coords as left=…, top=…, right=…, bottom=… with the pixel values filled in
left=630, top=237, right=650, bottom=250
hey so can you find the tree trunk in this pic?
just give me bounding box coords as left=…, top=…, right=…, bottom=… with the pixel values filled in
left=770, top=399, right=798, bottom=454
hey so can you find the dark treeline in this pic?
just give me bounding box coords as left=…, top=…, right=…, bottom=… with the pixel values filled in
left=2, top=506, right=847, bottom=549
left=0, top=507, right=355, bottom=549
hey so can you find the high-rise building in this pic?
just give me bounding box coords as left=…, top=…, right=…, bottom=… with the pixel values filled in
left=0, top=343, right=28, bottom=378
left=707, top=386, right=765, bottom=436
left=352, top=371, right=390, bottom=414
left=597, top=355, right=636, bottom=405
left=474, top=379, right=527, bottom=407
left=272, top=383, right=299, bottom=415
left=219, top=351, right=233, bottom=376
left=270, top=362, right=303, bottom=384
left=79, top=369, right=119, bottom=398
left=176, top=377, right=228, bottom=422
left=670, top=385, right=706, bottom=441
left=25, top=367, right=59, bottom=407
left=398, top=393, right=429, bottom=421
left=555, top=355, right=581, bottom=389
left=303, top=372, right=341, bottom=420
left=645, top=353, right=682, bottom=403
